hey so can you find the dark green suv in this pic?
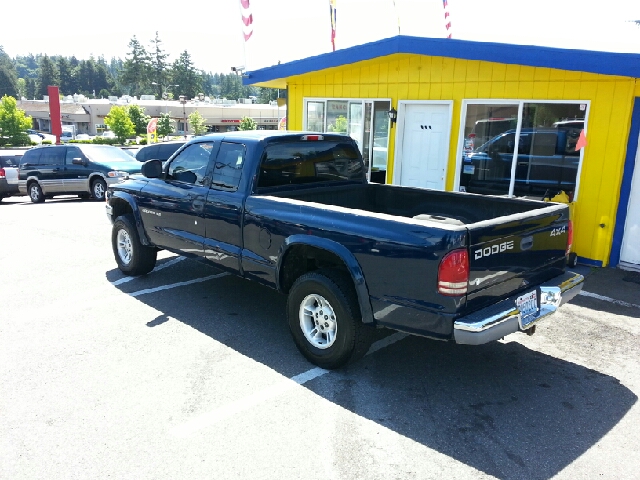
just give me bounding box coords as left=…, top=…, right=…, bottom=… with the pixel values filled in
left=18, top=144, right=143, bottom=203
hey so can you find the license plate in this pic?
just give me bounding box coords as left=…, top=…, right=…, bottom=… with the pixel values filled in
left=516, top=290, right=539, bottom=320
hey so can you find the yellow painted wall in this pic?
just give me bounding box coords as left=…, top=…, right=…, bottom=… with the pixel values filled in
left=283, top=54, right=638, bottom=266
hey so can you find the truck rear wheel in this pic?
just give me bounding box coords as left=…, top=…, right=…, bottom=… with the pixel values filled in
left=287, top=269, right=370, bottom=369
left=112, top=214, right=157, bottom=276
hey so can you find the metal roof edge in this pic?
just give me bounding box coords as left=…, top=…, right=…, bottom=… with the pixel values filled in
left=244, top=35, right=640, bottom=86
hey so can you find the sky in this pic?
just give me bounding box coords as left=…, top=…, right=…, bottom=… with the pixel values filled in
left=2, top=0, right=639, bottom=75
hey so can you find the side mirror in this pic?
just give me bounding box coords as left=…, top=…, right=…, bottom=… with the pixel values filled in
left=72, top=157, right=86, bottom=166
left=141, top=159, right=163, bottom=179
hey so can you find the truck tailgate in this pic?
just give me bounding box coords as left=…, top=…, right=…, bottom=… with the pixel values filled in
left=465, top=203, right=569, bottom=311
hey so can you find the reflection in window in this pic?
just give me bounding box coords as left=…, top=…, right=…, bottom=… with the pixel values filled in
left=211, top=142, right=245, bottom=190
left=460, top=102, right=585, bottom=199
left=167, top=142, right=214, bottom=185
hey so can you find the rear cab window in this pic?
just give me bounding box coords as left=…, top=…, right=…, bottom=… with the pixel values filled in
left=256, top=138, right=363, bottom=190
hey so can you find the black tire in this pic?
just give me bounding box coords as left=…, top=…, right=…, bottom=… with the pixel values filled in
left=287, top=269, right=372, bottom=369
left=112, top=214, right=157, bottom=275
left=567, top=252, right=578, bottom=268
left=28, top=182, right=45, bottom=203
left=91, top=178, right=107, bottom=200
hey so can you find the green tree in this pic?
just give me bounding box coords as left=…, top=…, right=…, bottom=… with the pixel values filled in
left=328, top=115, right=347, bottom=133
left=57, top=57, right=75, bottom=95
left=150, top=32, right=169, bottom=98
left=25, top=78, right=36, bottom=99
left=0, top=95, right=32, bottom=146
left=127, top=104, right=150, bottom=136
left=171, top=51, right=201, bottom=99
left=156, top=112, right=174, bottom=139
left=0, top=47, right=19, bottom=98
left=238, top=116, right=257, bottom=131
left=16, top=78, right=26, bottom=99
left=120, top=36, right=151, bottom=97
left=36, top=55, right=59, bottom=99
left=104, top=105, right=135, bottom=144
left=188, top=110, right=207, bottom=136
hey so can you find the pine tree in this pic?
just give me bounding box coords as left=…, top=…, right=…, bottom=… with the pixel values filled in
left=0, top=47, right=19, bottom=98
left=149, top=32, right=169, bottom=99
left=120, top=36, right=151, bottom=97
left=171, top=51, right=201, bottom=99
left=36, top=55, right=59, bottom=99
left=57, top=57, right=75, bottom=96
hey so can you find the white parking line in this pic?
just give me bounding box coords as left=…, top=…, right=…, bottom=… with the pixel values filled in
left=111, top=256, right=187, bottom=286
left=579, top=290, right=640, bottom=310
left=129, top=272, right=229, bottom=297
left=170, top=332, right=408, bottom=438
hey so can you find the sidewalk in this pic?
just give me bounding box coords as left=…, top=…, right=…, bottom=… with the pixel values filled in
left=573, top=264, right=640, bottom=309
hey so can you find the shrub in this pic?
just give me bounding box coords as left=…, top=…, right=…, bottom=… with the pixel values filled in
left=42, top=140, right=53, bottom=144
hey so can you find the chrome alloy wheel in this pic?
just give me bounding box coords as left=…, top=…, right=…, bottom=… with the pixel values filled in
left=299, top=294, right=338, bottom=349
left=93, top=181, right=105, bottom=199
left=29, top=184, right=41, bottom=201
left=116, top=228, right=133, bottom=265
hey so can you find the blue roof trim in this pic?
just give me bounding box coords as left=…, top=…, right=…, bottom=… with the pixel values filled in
left=244, top=35, right=640, bottom=85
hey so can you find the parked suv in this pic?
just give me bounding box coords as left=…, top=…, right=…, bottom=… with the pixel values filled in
left=134, top=141, right=186, bottom=163
left=0, top=150, right=24, bottom=201
left=18, top=144, right=143, bottom=203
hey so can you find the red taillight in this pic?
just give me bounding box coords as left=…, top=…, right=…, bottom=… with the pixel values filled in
left=438, top=249, right=469, bottom=296
left=566, top=220, right=574, bottom=255
left=0, top=168, right=5, bottom=179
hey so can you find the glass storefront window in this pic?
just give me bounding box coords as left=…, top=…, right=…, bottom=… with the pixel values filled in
left=304, top=98, right=391, bottom=183
left=307, top=102, right=325, bottom=132
left=459, top=101, right=586, bottom=199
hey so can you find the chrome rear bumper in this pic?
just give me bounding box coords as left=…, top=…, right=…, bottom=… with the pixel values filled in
left=453, top=271, right=584, bottom=345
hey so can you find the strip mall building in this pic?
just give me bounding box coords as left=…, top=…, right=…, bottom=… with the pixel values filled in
left=245, top=35, right=640, bottom=271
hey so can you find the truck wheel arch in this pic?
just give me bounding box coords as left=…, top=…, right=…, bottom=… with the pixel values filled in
left=109, top=192, right=152, bottom=246
left=277, top=235, right=374, bottom=324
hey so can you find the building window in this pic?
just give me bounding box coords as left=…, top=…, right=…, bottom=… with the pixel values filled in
left=304, top=98, right=391, bottom=183
left=458, top=101, right=587, bottom=200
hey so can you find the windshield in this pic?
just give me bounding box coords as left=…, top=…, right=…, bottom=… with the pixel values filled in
left=81, top=145, right=137, bottom=163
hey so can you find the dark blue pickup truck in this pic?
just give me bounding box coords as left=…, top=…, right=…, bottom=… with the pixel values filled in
left=106, top=131, right=583, bottom=368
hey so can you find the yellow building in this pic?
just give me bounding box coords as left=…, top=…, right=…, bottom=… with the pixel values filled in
left=245, top=36, right=640, bottom=270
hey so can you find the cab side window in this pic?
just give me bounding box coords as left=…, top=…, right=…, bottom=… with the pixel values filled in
left=167, top=142, right=214, bottom=185
left=211, top=142, right=245, bottom=191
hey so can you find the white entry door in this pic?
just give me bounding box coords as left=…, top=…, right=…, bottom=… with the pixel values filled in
left=396, top=103, right=452, bottom=190
left=620, top=132, right=640, bottom=269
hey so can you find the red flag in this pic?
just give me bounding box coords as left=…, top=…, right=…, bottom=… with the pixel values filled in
left=443, top=0, right=452, bottom=38
left=330, top=0, right=337, bottom=52
left=240, top=0, right=253, bottom=42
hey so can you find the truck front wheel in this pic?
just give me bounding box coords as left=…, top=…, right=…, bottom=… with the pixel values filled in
left=287, top=270, right=370, bottom=369
left=112, top=214, right=157, bottom=276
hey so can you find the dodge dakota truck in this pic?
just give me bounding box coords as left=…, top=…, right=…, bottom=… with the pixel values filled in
left=106, top=131, right=583, bottom=368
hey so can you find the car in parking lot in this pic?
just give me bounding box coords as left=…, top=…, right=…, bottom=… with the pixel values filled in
left=0, top=150, right=24, bottom=201
left=18, top=144, right=143, bottom=202
left=101, top=131, right=116, bottom=139
left=76, top=133, right=91, bottom=141
left=134, top=140, right=186, bottom=162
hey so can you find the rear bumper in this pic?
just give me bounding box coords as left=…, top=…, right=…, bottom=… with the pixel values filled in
left=453, top=271, right=584, bottom=345
left=0, top=179, right=20, bottom=197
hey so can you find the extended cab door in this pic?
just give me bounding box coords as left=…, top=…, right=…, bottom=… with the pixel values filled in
left=138, top=141, right=216, bottom=254
left=201, top=142, right=246, bottom=273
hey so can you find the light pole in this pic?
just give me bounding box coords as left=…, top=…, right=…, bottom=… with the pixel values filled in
left=179, top=95, right=187, bottom=139
left=152, top=82, right=179, bottom=114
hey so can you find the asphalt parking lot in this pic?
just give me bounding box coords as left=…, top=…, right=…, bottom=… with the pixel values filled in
left=1, top=195, right=639, bottom=480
